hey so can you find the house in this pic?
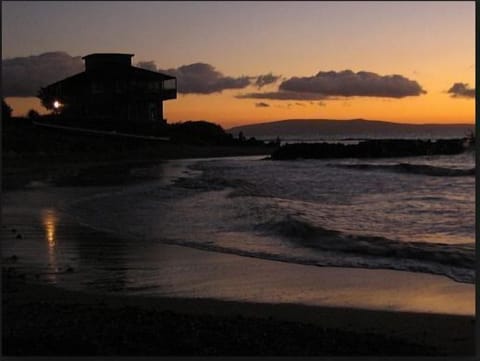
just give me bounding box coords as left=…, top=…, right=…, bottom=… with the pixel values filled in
left=38, top=53, right=176, bottom=128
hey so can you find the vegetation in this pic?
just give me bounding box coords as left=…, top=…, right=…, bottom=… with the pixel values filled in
left=27, top=109, right=40, bottom=120
left=5, top=112, right=269, bottom=148
left=37, top=87, right=55, bottom=111
left=2, top=115, right=276, bottom=182
left=2, top=99, right=13, bottom=120
left=168, top=121, right=265, bottom=146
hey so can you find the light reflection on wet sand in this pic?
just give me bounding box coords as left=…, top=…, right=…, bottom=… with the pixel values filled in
left=42, top=208, right=59, bottom=283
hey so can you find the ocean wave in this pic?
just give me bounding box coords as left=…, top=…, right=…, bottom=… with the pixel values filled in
left=66, top=198, right=475, bottom=285
left=328, top=163, right=475, bottom=177
left=63, top=158, right=474, bottom=285
left=254, top=215, right=475, bottom=283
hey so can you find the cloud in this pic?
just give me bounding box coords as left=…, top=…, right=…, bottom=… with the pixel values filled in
left=159, top=62, right=281, bottom=94
left=139, top=60, right=281, bottom=94
left=236, top=91, right=327, bottom=101
left=2, top=52, right=274, bottom=97
left=136, top=61, right=157, bottom=72
left=157, top=62, right=252, bottom=94
left=2, top=51, right=84, bottom=97
left=447, top=82, right=475, bottom=98
left=279, top=70, right=426, bottom=98
left=236, top=70, right=425, bottom=100
left=254, top=73, right=281, bottom=88
left=138, top=60, right=252, bottom=94
left=255, top=102, right=270, bottom=107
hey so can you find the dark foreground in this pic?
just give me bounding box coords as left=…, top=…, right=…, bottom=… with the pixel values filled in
left=2, top=117, right=275, bottom=190
left=2, top=269, right=474, bottom=357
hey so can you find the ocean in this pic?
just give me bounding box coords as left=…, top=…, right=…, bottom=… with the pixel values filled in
left=2, top=135, right=475, bottom=299
left=65, top=145, right=475, bottom=287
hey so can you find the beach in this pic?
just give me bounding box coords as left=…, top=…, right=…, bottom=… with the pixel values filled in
left=2, top=267, right=474, bottom=356
left=1, top=155, right=475, bottom=356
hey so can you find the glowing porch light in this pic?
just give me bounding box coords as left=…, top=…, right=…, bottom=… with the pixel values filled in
left=53, top=100, right=62, bottom=109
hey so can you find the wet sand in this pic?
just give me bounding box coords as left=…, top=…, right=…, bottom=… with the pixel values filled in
left=2, top=266, right=474, bottom=356
left=1, top=157, right=476, bottom=356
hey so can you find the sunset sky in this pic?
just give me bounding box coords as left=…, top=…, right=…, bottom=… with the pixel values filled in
left=2, top=1, right=475, bottom=128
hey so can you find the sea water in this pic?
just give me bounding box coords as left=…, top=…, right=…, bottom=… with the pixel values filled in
left=68, top=148, right=475, bottom=285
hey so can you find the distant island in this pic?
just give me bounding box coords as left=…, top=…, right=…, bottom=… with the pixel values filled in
left=228, top=119, right=474, bottom=140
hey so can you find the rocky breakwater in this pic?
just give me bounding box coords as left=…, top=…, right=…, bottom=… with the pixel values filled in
left=270, top=138, right=468, bottom=160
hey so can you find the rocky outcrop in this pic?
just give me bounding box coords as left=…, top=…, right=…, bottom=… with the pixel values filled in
left=271, top=138, right=467, bottom=160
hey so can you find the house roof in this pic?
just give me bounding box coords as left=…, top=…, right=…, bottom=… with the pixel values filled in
left=42, top=52, right=175, bottom=93
left=130, top=66, right=176, bottom=80
left=81, top=53, right=134, bottom=60
left=43, top=66, right=175, bottom=91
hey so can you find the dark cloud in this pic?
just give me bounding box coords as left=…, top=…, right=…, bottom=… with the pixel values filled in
left=254, top=73, right=281, bottom=88
left=237, top=70, right=425, bottom=100
left=236, top=91, right=327, bottom=101
left=255, top=102, right=270, bottom=107
left=158, top=62, right=251, bottom=94
left=447, top=82, right=475, bottom=98
left=279, top=70, right=426, bottom=98
left=3, top=54, right=254, bottom=97
left=141, top=60, right=280, bottom=94
left=2, top=52, right=84, bottom=97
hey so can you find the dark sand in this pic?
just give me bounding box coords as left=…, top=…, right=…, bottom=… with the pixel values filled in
left=1, top=153, right=476, bottom=356
left=2, top=269, right=474, bottom=356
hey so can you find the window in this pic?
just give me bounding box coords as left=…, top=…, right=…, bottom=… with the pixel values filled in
left=163, top=79, right=176, bottom=90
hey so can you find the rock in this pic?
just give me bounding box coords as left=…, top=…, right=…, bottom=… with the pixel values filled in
left=271, top=138, right=467, bottom=160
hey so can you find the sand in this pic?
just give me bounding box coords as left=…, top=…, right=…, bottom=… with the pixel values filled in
left=2, top=267, right=474, bottom=356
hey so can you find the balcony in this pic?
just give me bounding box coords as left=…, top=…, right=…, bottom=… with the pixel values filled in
left=162, top=79, right=177, bottom=100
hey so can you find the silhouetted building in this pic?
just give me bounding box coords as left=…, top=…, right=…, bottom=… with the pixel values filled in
left=38, top=53, right=176, bottom=127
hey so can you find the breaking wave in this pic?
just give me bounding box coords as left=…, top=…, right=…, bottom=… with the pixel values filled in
left=253, top=215, right=475, bottom=283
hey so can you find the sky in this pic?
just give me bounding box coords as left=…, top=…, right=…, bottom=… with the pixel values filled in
left=2, top=1, right=476, bottom=128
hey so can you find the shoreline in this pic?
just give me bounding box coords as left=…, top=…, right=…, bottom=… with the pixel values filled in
left=2, top=269, right=474, bottom=356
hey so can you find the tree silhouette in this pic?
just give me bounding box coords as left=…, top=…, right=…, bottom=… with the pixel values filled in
left=2, top=99, right=13, bottom=120
left=38, top=88, right=55, bottom=110
left=28, top=109, right=40, bottom=120
left=238, top=131, right=245, bottom=142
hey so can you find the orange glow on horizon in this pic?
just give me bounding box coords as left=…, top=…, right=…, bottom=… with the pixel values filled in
left=6, top=88, right=475, bottom=129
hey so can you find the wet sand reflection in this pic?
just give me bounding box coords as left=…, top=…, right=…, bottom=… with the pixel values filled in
left=42, top=209, right=58, bottom=282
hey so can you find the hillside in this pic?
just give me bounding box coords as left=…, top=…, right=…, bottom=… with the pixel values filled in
left=227, top=119, right=474, bottom=140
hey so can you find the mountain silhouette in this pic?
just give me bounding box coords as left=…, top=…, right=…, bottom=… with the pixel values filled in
left=227, top=119, right=474, bottom=139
